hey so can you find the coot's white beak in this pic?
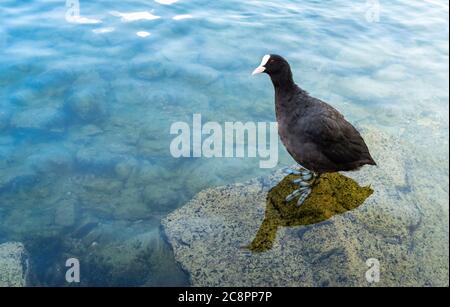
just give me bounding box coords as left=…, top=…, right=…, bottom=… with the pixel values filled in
left=252, top=54, right=270, bottom=75
left=252, top=66, right=266, bottom=75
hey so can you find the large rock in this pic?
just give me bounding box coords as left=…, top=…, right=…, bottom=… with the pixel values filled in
left=10, top=107, right=66, bottom=132
left=65, top=88, right=108, bottom=123
left=64, top=72, right=110, bottom=123
left=26, top=146, right=74, bottom=175
left=0, top=242, right=29, bottom=287
left=49, top=220, right=189, bottom=286
left=75, top=144, right=129, bottom=174
left=0, top=166, right=38, bottom=194
left=162, top=128, right=449, bottom=287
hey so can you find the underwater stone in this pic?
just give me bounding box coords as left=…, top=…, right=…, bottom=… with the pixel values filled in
left=0, top=109, right=11, bottom=131
left=129, top=61, right=178, bottom=81
left=10, top=107, right=66, bottom=132
left=76, top=146, right=126, bottom=173
left=54, top=198, right=78, bottom=227
left=28, top=69, right=76, bottom=93
left=178, top=63, right=220, bottom=87
left=132, top=161, right=167, bottom=185
left=115, top=158, right=138, bottom=181
left=0, top=242, right=29, bottom=287
left=65, top=88, right=108, bottom=123
left=142, top=184, right=181, bottom=213
left=62, top=220, right=188, bottom=286
left=79, top=124, right=104, bottom=137
left=69, top=124, right=105, bottom=142
left=0, top=167, right=38, bottom=194
left=80, top=177, right=123, bottom=194
left=137, top=126, right=170, bottom=158
left=26, top=147, right=73, bottom=175
left=8, top=89, right=38, bottom=107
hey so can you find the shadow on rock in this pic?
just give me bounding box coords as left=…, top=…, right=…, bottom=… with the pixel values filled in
left=248, top=173, right=373, bottom=252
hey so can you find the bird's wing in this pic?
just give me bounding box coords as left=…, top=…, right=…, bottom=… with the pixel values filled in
left=302, top=111, right=372, bottom=165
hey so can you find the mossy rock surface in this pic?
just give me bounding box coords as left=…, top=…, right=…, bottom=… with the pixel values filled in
left=271, top=173, right=373, bottom=221
left=249, top=173, right=373, bottom=252
left=162, top=129, right=449, bottom=287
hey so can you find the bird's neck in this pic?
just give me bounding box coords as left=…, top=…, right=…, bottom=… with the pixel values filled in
left=270, top=70, right=296, bottom=94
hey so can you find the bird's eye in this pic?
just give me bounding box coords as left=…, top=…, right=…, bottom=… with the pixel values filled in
left=270, top=59, right=275, bottom=63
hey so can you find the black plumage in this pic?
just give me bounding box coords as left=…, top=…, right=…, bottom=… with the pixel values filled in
left=255, top=54, right=376, bottom=174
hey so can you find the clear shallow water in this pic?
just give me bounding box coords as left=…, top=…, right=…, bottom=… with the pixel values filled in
left=0, top=0, right=448, bottom=286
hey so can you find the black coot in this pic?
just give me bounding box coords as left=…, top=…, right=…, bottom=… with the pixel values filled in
left=252, top=54, right=376, bottom=205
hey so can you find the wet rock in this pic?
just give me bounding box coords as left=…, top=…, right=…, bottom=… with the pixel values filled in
left=10, top=107, right=66, bottom=132
left=129, top=61, right=177, bottom=81
left=54, top=198, right=78, bottom=227
left=0, top=166, right=38, bottom=194
left=61, top=221, right=188, bottom=286
left=129, top=161, right=167, bottom=187
left=26, top=146, right=73, bottom=175
left=8, top=88, right=40, bottom=107
left=115, top=158, right=138, bottom=181
left=65, top=72, right=110, bottom=123
left=142, top=183, right=182, bottom=213
left=178, top=63, right=220, bottom=87
left=65, top=88, right=108, bottom=123
left=76, top=124, right=104, bottom=138
left=137, top=125, right=171, bottom=158
left=75, top=145, right=126, bottom=173
left=81, top=177, right=123, bottom=195
left=0, top=109, right=11, bottom=131
left=75, top=175, right=145, bottom=219
left=182, top=158, right=261, bottom=194
left=0, top=64, right=36, bottom=87
left=28, top=69, right=76, bottom=94
left=0, top=242, right=29, bottom=287
left=162, top=130, right=449, bottom=287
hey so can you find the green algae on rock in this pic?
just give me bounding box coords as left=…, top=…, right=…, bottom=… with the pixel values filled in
left=249, top=173, right=373, bottom=252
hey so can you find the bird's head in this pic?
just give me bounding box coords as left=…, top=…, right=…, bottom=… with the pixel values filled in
left=252, top=54, right=294, bottom=88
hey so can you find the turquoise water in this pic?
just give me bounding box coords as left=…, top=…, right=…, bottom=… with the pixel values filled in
left=0, top=0, right=448, bottom=286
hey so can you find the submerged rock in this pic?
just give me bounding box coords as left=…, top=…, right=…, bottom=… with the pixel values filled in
left=75, top=145, right=127, bottom=174
left=162, top=129, right=449, bottom=287
left=52, top=220, right=189, bottom=286
left=26, top=146, right=74, bottom=175
left=0, top=109, right=11, bottom=131
left=54, top=198, right=78, bottom=227
left=129, top=61, right=177, bottom=81
left=65, top=88, right=108, bottom=123
left=0, top=166, right=38, bottom=194
left=10, top=107, right=66, bottom=132
left=0, top=242, right=29, bottom=287
left=64, top=72, right=110, bottom=123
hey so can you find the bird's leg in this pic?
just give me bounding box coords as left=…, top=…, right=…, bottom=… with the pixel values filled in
left=284, top=166, right=317, bottom=206
left=283, top=164, right=309, bottom=175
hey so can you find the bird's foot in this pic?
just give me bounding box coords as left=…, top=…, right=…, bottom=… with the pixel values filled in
left=284, top=168, right=317, bottom=206
left=285, top=186, right=312, bottom=206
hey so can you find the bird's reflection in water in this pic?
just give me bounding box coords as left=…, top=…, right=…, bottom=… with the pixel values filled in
left=248, top=173, right=374, bottom=252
